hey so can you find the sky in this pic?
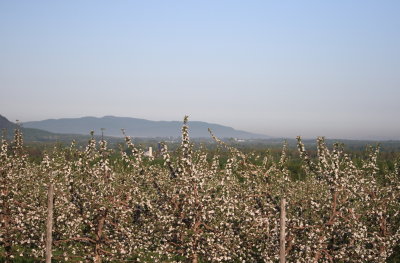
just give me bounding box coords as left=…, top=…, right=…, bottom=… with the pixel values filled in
left=1, top=1, right=399, bottom=140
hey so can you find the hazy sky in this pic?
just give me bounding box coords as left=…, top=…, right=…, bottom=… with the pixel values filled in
left=1, top=1, right=399, bottom=140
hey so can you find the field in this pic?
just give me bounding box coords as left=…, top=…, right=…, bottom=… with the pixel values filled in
left=1, top=118, right=399, bottom=263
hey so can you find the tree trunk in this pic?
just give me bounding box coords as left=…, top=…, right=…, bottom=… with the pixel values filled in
left=45, top=183, right=54, bottom=263
left=94, top=249, right=102, bottom=263
left=4, top=243, right=12, bottom=263
left=3, top=195, right=12, bottom=263
left=279, top=197, right=286, bottom=263
left=94, top=212, right=106, bottom=263
left=192, top=253, right=198, bottom=263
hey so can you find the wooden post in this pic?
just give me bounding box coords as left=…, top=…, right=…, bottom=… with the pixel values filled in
left=279, top=197, right=286, bottom=263
left=192, top=253, right=198, bottom=263
left=45, top=183, right=54, bottom=263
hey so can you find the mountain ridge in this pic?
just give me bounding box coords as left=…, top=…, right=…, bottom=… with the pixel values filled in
left=0, top=114, right=64, bottom=142
left=23, top=116, right=272, bottom=139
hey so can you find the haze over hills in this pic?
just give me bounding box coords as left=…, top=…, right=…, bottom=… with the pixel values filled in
left=23, top=116, right=272, bottom=139
left=0, top=114, right=62, bottom=142
left=2, top=114, right=400, bottom=153
left=0, top=115, right=114, bottom=143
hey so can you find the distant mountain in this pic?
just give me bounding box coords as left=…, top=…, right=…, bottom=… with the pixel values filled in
left=0, top=115, right=16, bottom=131
left=0, top=114, right=61, bottom=142
left=0, top=115, right=112, bottom=143
left=23, top=116, right=272, bottom=139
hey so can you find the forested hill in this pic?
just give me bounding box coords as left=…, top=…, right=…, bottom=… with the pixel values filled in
left=23, top=116, right=272, bottom=139
left=0, top=115, right=98, bottom=143
left=0, top=114, right=58, bottom=141
left=0, top=114, right=16, bottom=131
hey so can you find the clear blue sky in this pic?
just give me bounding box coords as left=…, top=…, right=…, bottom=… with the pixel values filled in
left=1, top=1, right=399, bottom=139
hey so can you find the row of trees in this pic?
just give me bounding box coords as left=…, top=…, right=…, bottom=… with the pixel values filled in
left=1, top=118, right=399, bottom=262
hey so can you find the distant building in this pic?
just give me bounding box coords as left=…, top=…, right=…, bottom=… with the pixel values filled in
left=144, top=147, right=153, bottom=157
